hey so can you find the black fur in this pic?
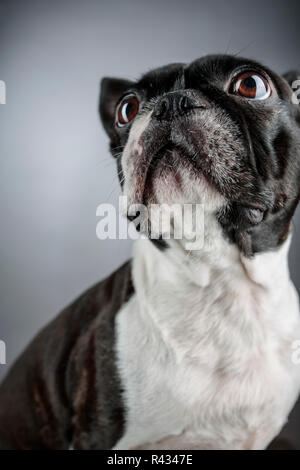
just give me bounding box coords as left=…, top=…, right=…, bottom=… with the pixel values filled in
left=0, top=262, right=133, bottom=449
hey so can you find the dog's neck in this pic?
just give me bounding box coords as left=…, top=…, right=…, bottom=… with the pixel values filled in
left=131, top=227, right=294, bottom=362
left=133, top=210, right=292, bottom=294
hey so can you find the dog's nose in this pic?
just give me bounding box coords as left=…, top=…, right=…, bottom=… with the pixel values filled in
left=153, top=92, right=200, bottom=121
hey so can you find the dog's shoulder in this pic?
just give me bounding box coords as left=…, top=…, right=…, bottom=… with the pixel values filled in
left=0, top=260, right=134, bottom=450
left=66, top=260, right=134, bottom=449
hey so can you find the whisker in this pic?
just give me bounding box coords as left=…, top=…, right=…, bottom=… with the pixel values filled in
left=110, top=145, right=125, bottom=152
left=232, top=40, right=256, bottom=58
left=224, top=35, right=232, bottom=55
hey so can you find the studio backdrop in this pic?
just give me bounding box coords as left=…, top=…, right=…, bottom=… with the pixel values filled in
left=0, top=0, right=300, bottom=444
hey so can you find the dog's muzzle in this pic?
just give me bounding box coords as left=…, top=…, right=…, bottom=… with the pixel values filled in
left=153, top=91, right=207, bottom=122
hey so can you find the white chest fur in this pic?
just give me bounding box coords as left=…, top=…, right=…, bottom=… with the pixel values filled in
left=114, top=233, right=300, bottom=450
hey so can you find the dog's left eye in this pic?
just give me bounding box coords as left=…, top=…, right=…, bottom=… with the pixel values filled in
left=116, top=95, right=139, bottom=127
left=230, top=72, right=271, bottom=100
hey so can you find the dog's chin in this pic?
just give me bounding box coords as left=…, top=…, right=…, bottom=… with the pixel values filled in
left=141, top=146, right=223, bottom=209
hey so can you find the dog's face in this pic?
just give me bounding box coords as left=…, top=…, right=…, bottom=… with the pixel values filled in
left=100, top=55, right=300, bottom=256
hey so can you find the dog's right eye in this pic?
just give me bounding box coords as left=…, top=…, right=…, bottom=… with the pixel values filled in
left=116, top=95, right=139, bottom=127
left=230, top=72, right=271, bottom=100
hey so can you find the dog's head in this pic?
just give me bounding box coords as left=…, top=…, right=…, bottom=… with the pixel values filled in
left=99, top=55, right=300, bottom=256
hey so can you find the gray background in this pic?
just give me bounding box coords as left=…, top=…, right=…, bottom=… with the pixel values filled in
left=0, top=0, right=300, bottom=447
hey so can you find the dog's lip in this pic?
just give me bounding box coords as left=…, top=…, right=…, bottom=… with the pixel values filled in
left=148, top=142, right=200, bottom=171
left=239, top=205, right=265, bottom=224
left=141, top=142, right=216, bottom=204
left=236, top=200, right=266, bottom=213
left=141, top=143, right=176, bottom=204
left=141, top=142, right=267, bottom=215
left=143, top=142, right=181, bottom=184
left=149, top=142, right=177, bottom=167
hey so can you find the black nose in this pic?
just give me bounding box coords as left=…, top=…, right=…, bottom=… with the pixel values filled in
left=153, top=92, right=201, bottom=121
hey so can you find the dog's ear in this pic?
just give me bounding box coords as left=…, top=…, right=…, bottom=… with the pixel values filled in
left=99, top=77, right=134, bottom=138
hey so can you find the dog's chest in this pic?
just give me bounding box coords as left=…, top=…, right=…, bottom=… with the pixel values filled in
left=114, top=241, right=300, bottom=450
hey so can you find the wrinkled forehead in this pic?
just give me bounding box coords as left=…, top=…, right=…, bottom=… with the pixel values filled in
left=133, top=55, right=289, bottom=100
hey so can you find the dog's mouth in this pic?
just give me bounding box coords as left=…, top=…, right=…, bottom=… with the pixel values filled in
left=142, top=142, right=218, bottom=206
left=140, top=140, right=268, bottom=222
left=145, top=143, right=182, bottom=182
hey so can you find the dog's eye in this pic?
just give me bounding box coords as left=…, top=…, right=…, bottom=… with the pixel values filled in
left=231, top=72, right=271, bottom=100
left=116, top=95, right=139, bottom=127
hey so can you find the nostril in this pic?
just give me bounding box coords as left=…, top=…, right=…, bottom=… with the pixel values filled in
left=178, top=95, right=204, bottom=113
left=154, top=93, right=207, bottom=121
left=160, top=99, right=168, bottom=116
left=179, top=95, right=189, bottom=111
left=154, top=97, right=169, bottom=119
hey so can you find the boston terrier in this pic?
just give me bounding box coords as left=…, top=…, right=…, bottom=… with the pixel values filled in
left=1, top=55, right=300, bottom=450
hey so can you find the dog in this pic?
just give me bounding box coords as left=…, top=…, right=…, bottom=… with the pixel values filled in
left=0, top=54, right=300, bottom=450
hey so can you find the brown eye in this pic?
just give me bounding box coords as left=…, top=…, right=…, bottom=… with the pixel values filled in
left=231, top=72, right=271, bottom=100
left=117, top=95, right=139, bottom=126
